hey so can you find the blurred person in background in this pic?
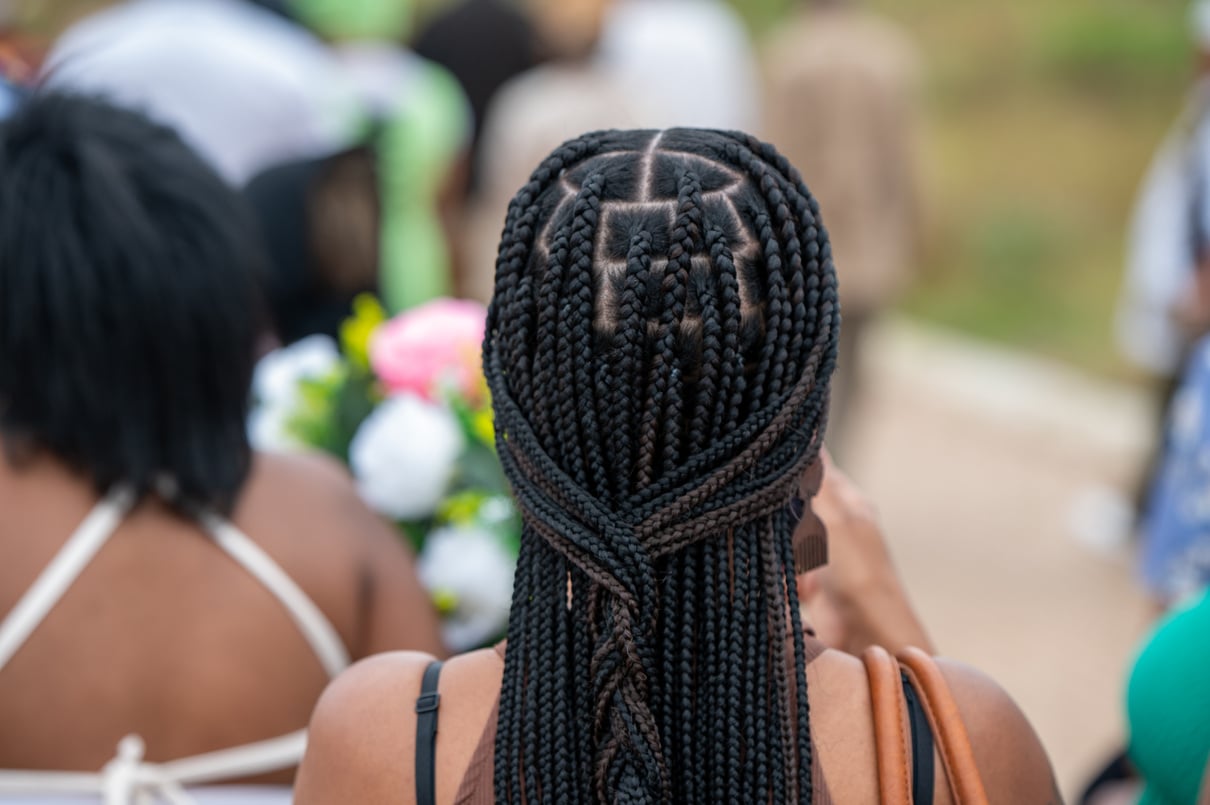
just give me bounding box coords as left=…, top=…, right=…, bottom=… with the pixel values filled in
left=462, top=0, right=641, bottom=302
left=1113, top=336, right=1210, bottom=805
left=39, top=0, right=395, bottom=346
left=1115, top=1, right=1210, bottom=582
left=1082, top=333, right=1210, bottom=805
left=1117, top=0, right=1210, bottom=382
left=413, top=0, right=545, bottom=199
left=1120, top=588, right=1210, bottom=805
left=1080, top=8, right=1210, bottom=799
left=244, top=145, right=382, bottom=346
left=1083, top=587, right=1210, bottom=805
left=40, top=0, right=358, bottom=186
left=289, top=0, right=473, bottom=313
left=763, top=0, right=923, bottom=461
left=596, top=0, right=760, bottom=132
left=0, top=94, right=442, bottom=804
left=1136, top=337, right=1210, bottom=608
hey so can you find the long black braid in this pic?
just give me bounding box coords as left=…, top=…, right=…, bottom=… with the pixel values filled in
left=483, top=129, right=839, bottom=804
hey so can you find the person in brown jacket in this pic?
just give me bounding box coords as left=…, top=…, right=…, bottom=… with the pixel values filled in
left=764, top=0, right=924, bottom=460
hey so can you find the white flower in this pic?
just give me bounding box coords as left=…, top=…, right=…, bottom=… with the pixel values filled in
left=349, top=394, right=463, bottom=520
left=248, top=335, right=341, bottom=452
left=418, top=525, right=516, bottom=651
left=253, top=335, right=341, bottom=408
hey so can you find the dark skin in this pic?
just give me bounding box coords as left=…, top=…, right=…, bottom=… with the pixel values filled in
left=295, top=459, right=1063, bottom=803
left=0, top=447, right=444, bottom=783
left=796, top=451, right=936, bottom=656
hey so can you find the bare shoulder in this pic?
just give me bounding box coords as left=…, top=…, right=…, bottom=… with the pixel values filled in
left=294, top=651, right=436, bottom=804
left=934, top=659, right=1063, bottom=805
left=245, top=450, right=447, bottom=658
left=249, top=449, right=361, bottom=507
left=295, top=647, right=506, bottom=804
left=806, top=649, right=1061, bottom=804
left=238, top=449, right=388, bottom=559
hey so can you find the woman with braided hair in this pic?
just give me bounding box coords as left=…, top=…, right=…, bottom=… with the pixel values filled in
left=296, top=128, right=1060, bottom=804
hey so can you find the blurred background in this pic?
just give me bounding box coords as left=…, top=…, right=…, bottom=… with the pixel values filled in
left=8, top=0, right=1190, bottom=369
left=740, top=0, right=1189, bottom=376
left=8, top=0, right=1192, bottom=367
left=1, top=0, right=1201, bottom=799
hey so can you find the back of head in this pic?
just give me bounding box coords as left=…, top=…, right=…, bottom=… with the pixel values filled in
left=0, top=93, right=263, bottom=514
left=484, top=129, right=838, bottom=803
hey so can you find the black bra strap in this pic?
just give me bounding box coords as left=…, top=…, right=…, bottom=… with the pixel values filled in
left=415, top=660, right=444, bottom=805
left=902, top=672, right=936, bottom=804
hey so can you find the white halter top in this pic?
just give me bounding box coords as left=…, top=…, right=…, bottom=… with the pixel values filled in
left=0, top=486, right=352, bottom=804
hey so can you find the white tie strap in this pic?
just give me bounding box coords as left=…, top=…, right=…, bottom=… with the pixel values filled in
left=0, top=481, right=350, bottom=802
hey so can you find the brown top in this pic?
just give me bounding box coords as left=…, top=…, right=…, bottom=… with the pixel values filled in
left=452, top=638, right=835, bottom=804
left=763, top=7, right=922, bottom=314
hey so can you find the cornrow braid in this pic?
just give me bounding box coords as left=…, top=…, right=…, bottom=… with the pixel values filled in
left=484, top=128, right=840, bottom=804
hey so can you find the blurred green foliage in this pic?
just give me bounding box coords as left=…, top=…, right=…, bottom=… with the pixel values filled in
left=726, top=0, right=794, bottom=36
left=1035, top=7, right=1188, bottom=91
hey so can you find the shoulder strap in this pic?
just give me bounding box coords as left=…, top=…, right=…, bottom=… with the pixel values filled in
left=902, top=671, right=936, bottom=804
left=863, top=646, right=911, bottom=804
left=897, top=647, right=990, bottom=805
left=415, top=660, right=444, bottom=805
left=0, top=486, right=136, bottom=673
left=196, top=510, right=351, bottom=678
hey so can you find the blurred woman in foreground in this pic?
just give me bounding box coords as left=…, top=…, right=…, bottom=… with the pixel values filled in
left=0, top=93, right=442, bottom=803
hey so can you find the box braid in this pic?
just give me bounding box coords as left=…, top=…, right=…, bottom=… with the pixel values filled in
left=483, top=128, right=839, bottom=804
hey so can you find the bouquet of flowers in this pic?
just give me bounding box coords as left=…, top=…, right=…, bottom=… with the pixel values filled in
left=249, top=296, right=519, bottom=651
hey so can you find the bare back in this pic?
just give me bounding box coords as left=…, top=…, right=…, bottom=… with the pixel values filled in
left=0, top=448, right=442, bottom=782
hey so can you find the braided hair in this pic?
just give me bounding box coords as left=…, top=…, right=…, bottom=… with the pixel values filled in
left=483, top=129, right=839, bottom=804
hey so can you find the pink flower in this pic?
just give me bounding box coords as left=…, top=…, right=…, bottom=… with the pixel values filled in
left=370, top=298, right=487, bottom=402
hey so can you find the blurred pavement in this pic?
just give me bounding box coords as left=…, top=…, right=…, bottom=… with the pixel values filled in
left=847, top=318, right=1156, bottom=799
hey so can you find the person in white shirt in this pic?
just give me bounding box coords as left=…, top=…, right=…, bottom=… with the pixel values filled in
left=1118, top=0, right=1210, bottom=376
left=462, top=0, right=643, bottom=303
left=595, top=0, right=761, bottom=132
left=42, top=0, right=357, bottom=185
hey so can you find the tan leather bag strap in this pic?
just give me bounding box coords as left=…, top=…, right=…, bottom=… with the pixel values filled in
left=862, top=646, right=911, bottom=805
left=897, top=647, right=990, bottom=805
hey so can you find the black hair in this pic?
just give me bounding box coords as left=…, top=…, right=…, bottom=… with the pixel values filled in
left=484, top=129, right=839, bottom=804
left=0, top=93, right=264, bottom=515
left=244, top=145, right=380, bottom=345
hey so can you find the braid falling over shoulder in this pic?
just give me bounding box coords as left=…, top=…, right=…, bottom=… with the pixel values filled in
left=483, top=128, right=840, bottom=805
